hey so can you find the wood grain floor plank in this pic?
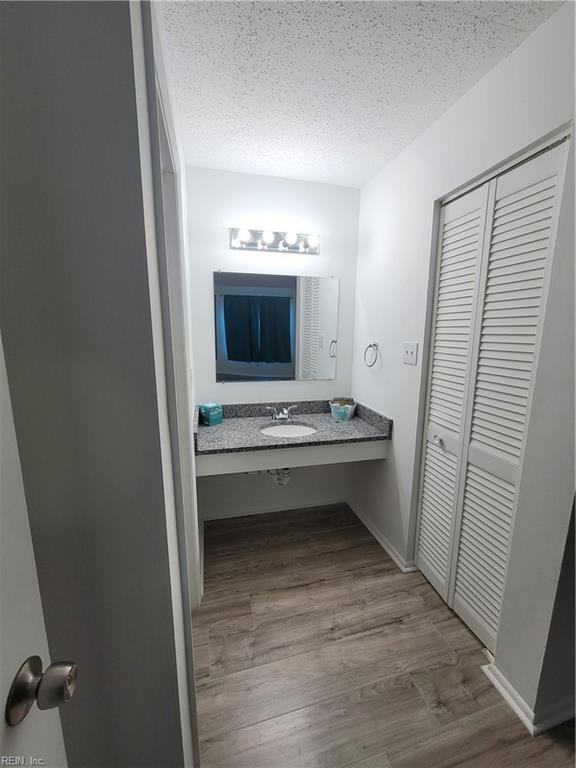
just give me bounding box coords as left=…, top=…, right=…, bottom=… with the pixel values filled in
left=344, top=752, right=392, bottom=768
left=208, top=599, right=441, bottom=679
left=204, top=504, right=359, bottom=538
left=284, top=539, right=397, bottom=582
left=203, top=521, right=377, bottom=575
left=385, top=702, right=574, bottom=768
left=197, top=623, right=455, bottom=738
left=192, top=642, right=211, bottom=688
left=201, top=674, right=437, bottom=768
left=427, top=613, right=483, bottom=655
left=250, top=569, right=424, bottom=623
left=203, top=505, right=361, bottom=558
left=193, top=594, right=254, bottom=634
left=203, top=558, right=294, bottom=599
left=194, top=505, right=574, bottom=768
left=244, top=608, right=343, bottom=672
left=410, top=649, right=502, bottom=724
left=208, top=630, right=253, bottom=678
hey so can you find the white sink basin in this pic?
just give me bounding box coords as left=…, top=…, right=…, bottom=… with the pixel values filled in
left=260, top=423, right=317, bottom=438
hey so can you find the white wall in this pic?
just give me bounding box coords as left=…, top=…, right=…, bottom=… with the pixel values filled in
left=186, top=167, right=359, bottom=404
left=493, top=135, right=574, bottom=718
left=150, top=1, right=202, bottom=609
left=350, top=2, right=574, bottom=720
left=351, top=2, right=574, bottom=563
left=0, top=334, right=67, bottom=767
left=135, top=5, right=199, bottom=765
left=198, top=465, right=350, bottom=521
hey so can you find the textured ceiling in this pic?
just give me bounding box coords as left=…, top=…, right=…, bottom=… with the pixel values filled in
left=162, top=1, right=561, bottom=187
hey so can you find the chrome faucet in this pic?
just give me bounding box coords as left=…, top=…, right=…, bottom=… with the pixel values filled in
left=266, top=405, right=298, bottom=421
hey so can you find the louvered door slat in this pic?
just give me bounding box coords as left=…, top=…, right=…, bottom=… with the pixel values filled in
left=493, top=176, right=555, bottom=210
left=417, top=140, right=568, bottom=652
left=299, top=277, right=320, bottom=379
left=416, top=186, right=487, bottom=597
left=453, top=468, right=516, bottom=640
left=450, top=143, right=567, bottom=651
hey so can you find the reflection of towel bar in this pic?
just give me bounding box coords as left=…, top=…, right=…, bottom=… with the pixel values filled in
left=364, top=342, right=379, bottom=368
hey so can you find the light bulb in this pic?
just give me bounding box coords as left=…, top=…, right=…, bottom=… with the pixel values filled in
left=238, top=228, right=251, bottom=243
left=262, top=230, right=275, bottom=245
left=307, top=233, right=320, bottom=249
left=284, top=232, right=298, bottom=246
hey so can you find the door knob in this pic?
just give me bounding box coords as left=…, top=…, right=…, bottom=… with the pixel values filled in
left=5, top=656, right=79, bottom=726
left=432, top=434, right=443, bottom=446
left=37, top=661, right=78, bottom=710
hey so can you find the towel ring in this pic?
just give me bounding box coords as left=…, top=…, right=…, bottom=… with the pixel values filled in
left=364, top=342, right=379, bottom=368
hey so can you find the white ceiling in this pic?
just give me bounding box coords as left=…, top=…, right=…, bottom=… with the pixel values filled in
left=161, top=1, right=561, bottom=188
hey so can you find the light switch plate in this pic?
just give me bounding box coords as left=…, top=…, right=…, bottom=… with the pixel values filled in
left=403, top=342, right=418, bottom=366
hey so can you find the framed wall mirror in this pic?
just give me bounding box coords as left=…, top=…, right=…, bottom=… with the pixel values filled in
left=214, top=271, right=339, bottom=382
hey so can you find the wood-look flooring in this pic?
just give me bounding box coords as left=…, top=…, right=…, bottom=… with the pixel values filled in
left=192, top=504, right=574, bottom=768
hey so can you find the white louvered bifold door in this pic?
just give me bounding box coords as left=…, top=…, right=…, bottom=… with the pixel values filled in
left=415, top=185, right=489, bottom=599
left=298, top=277, right=321, bottom=379
left=448, top=142, right=569, bottom=651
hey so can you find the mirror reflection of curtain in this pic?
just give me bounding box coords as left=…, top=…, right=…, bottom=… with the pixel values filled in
left=258, top=296, right=291, bottom=362
left=223, top=294, right=291, bottom=363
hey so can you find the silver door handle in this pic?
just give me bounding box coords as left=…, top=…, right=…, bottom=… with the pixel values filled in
left=329, top=339, right=337, bottom=358
left=5, top=656, right=79, bottom=726
left=432, top=434, right=443, bottom=446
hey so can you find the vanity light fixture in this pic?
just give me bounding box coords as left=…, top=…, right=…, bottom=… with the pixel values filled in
left=229, top=228, right=320, bottom=254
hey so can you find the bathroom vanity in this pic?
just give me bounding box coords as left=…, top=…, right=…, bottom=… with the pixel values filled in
left=194, top=400, right=392, bottom=476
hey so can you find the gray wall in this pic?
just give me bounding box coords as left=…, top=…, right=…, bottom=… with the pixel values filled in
left=0, top=3, right=184, bottom=765
left=534, top=507, right=575, bottom=720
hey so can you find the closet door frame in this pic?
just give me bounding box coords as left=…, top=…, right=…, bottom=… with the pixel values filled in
left=442, top=124, right=572, bottom=207
left=413, top=125, right=572, bottom=621
left=410, top=126, right=570, bottom=570
left=448, top=139, right=571, bottom=649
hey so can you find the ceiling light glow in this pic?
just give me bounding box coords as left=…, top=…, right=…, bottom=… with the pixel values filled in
left=307, top=233, right=320, bottom=249
left=229, top=229, right=320, bottom=254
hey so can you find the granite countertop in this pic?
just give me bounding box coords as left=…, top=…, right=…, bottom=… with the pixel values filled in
left=194, top=401, right=392, bottom=456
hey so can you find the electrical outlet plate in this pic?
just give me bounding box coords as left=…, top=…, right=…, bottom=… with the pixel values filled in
left=403, top=342, right=418, bottom=366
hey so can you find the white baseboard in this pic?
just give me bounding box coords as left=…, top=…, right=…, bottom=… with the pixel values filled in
left=533, top=695, right=576, bottom=735
left=482, top=663, right=536, bottom=734
left=201, top=498, right=348, bottom=521
left=348, top=498, right=417, bottom=573
left=482, top=663, right=575, bottom=736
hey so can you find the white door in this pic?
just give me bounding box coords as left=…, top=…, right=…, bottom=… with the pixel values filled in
left=417, top=139, right=569, bottom=652
left=449, top=142, right=570, bottom=650
left=298, top=276, right=322, bottom=379
left=415, top=184, right=489, bottom=599
left=0, top=333, right=68, bottom=767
